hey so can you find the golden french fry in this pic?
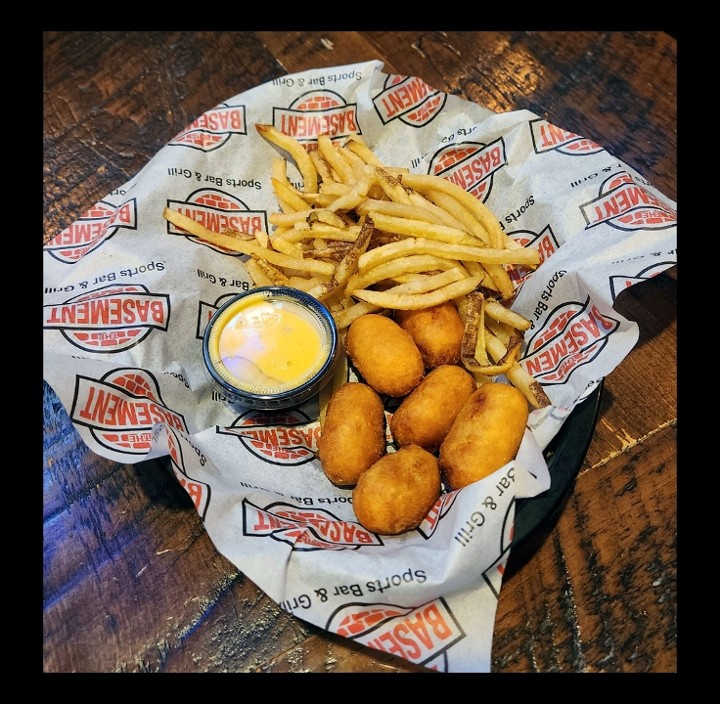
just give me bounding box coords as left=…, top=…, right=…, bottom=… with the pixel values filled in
left=407, top=191, right=469, bottom=230
left=249, top=255, right=290, bottom=286
left=309, top=149, right=335, bottom=184
left=254, top=230, right=270, bottom=249
left=163, top=207, right=334, bottom=276
left=318, top=134, right=356, bottom=185
left=371, top=166, right=412, bottom=204
left=256, top=124, right=318, bottom=193
left=271, top=177, right=312, bottom=212
left=356, top=198, right=446, bottom=225
left=483, top=263, right=516, bottom=300
left=368, top=211, right=482, bottom=247
left=281, top=224, right=361, bottom=244
left=245, top=258, right=274, bottom=287
left=379, top=268, right=465, bottom=295
left=332, top=301, right=381, bottom=330
left=504, top=362, right=552, bottom=409
left=352, top=275, right=481, bottom=310
left=358, top=236, right=541, bottom=271
left=319, top=181, right=354, bottom=196
left=422, top=188, right=491, bottom=245
left=344, top=135, right=385, bottom=166
left=484, top=298, right=532, bottom=331
left=306, top=215, right=374, bottom=301
left=269, top=209, right=316, bottom=227
left=306, top=209, right=346, bottom=229
left=345, top=254, right=458, bottom=297
left=399, top=172, right=507, bottom=248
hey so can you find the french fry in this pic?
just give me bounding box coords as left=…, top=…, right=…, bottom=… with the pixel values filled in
left=484, top=298, right=533, bottom=331
left=271, top=177, right=312, bottom=212
left=245, top=258, right=274, bottom=287
left=345, top=254, right=459, bottom=297
left=379, top=268, right=465, bottom=295
left=256, top=124, right=318, bottom=193
left=249, top=255, right=290, bottom=286
left=368, top=211, right=483, bottom=247
left=422, top=188, right=491, bottom=245
left=357, top=236, right=541, bottom=271
left=372, top=166, right=412, bottom=204
left=332, top=300, right=381, bottom=331
left=281, top=224, right=361, bottom=244
left=318, top=134, right=356, bottom=185
left=306, top=215, right=374, bottom=302
left=356, top=198, right=447, bottom=225
left=399, top=172, right=507, bottom=248
left=163, top=207, right=334, bottom=276
left=504, top=362, right=553, bottom=410
left=352, top=275, right=482, bottom=310
left=344, top=135, right=385, bottom=166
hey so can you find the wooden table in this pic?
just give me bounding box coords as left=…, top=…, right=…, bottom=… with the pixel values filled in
left=43, top=31, right=677, bottom=673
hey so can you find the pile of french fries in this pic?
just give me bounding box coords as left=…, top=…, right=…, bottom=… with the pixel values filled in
left=163, top=124, right=550, bottom=409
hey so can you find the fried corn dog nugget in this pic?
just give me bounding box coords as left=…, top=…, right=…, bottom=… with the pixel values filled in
left=390, top=365, right=476, bottom=452
left=395, top=301, right=464, bottom=369
left=439, top=382, right=529, bottom=490
left=317, top=382, right=386, bottom=487
left=345, top=314, right=424, bottom=397
left=352, top=445, right=441, bottom=535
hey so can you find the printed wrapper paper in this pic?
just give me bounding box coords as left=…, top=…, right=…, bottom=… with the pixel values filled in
left=43, top=60, right=677, bottom=672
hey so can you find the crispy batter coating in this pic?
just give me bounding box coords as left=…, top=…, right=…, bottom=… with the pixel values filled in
left=390, top=365, right=476, bottom=452
left=317, top=382, right=386, bottom=487
left=439, top=382, right=529, bottom=490
left=352, top=445, right=441, bottom=535
left=395, top=301, right=464, bottom=369
left=345, top=314, right=424, bottom=397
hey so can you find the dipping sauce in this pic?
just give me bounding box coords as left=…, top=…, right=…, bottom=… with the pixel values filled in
left=203, top=287, right=338, bottom=410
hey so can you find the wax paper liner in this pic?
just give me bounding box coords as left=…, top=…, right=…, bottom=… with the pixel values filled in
left=43, top=60, right=677, bottom=672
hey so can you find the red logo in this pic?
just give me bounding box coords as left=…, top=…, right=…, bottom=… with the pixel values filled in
left=522, top=298, right=619, bottom=385
left=580, top=171, right=677, bottom=231
left=45, top=199, right=137, bottom=264
left=507, top=225, right=558, bottom=288
left=415, top=490, right=458, bottom=539
left=162, top=428, right=211, bottom=519
left=327, top=598, right=464, bottom=668
left=273, top=90, right=360, bottom=145
left=373, top=74, right=446, bottom=127
left=428, top=139, right=506, bottom=203
left=166, top=188, right=267, bottom=251
left=43, top=284, right=170, bottom=353
left=217, top=408, right=319, bottom=465
left=71, top=368, right=187, bottom=455
left=168, top=103, right=247, bottom=151
left=242, top=499, right=381, bottom=551
left=529, top=118, right=604, bottom=156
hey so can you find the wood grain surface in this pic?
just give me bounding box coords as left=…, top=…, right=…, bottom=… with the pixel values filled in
left=43, top=31, right=677, bottom=674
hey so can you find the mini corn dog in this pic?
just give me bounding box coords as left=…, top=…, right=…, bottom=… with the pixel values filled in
left=345, top=314, right=424, bottom=397
left=390, top=365, right=476, bottom=452
left=317, top=382, right=386, bottom=487
left=352, top=445, right=441, bottom=535
left=439, top=382, right=529, bottom=490
left=395, top=301, right=465, bottom=369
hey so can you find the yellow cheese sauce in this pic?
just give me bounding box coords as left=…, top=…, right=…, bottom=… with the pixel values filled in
left=209, top=298, right=325, bottom=391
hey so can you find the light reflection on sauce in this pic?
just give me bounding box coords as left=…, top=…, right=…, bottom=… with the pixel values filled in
left=212, top=299, right=325, bottom=391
